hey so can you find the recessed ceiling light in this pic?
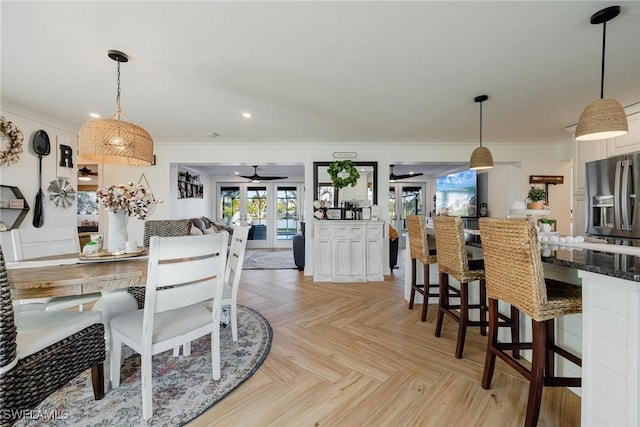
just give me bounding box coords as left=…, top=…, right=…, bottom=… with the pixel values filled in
left=242, top=112, right=252, bottom=119
left=89, top=113, right=100, bottom=118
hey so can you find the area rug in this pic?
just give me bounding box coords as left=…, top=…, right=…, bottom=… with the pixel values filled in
left=242, top=249, right=297, bottom=270
left=15, top=305, right=272, bottom=427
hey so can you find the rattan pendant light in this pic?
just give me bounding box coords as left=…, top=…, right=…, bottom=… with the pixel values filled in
left=469, top=95, right=493, bottom=171
left=79, top=50, right=154, bottom=166
left=575, top=5, right=628, bottom=141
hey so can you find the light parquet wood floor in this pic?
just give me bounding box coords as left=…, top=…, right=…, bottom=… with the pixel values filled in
left=189, top=256, right=580, bottom=426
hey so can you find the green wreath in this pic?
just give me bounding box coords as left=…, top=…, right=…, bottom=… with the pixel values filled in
left=327, top=160, right=360, bottom=190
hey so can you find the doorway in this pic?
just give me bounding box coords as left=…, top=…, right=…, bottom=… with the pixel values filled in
left=389, top=183, right=425, bottom=248
left=218, top=182, right=303, bottom=249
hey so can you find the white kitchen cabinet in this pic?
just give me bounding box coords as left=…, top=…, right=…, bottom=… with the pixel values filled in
left=313, top=220, right=384, bottom=282
left=606, top=113, right=640, bottom=157
left=573, top=138, right=606, bottom=196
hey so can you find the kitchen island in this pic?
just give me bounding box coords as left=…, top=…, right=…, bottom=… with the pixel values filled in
left=404, top=238, right=640, bottom=426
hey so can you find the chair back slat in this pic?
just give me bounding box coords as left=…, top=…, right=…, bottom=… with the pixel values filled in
left=144, top=233, right=228, bottom=315
left=479, top=218, right=547, bottom=318
left=225, top=226, right=250, bottom=291
left=432, top=216, right=470, bottom=280
left=11, top=227, right=80, bottom=261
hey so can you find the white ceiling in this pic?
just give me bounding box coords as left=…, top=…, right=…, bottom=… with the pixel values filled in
left=2, top=2, right=639, bottom=159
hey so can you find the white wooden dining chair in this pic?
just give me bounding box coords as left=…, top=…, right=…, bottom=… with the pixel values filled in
left=10, top=227, right=100, bottom=311
left=109, top=233, right=228, bottom=420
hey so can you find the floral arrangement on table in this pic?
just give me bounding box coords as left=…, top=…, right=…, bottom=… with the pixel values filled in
left=97, top=182, right=157, bottom=220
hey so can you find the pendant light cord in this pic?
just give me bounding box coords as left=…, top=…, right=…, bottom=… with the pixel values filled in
left=115, top=60, right=122, bottom=119
left=600, top=21, right=607, bottom=99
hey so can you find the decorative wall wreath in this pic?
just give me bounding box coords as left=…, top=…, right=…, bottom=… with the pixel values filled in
left=0, top=116, right=24, bottom=167
left=327, top=160, right=360, bottom=190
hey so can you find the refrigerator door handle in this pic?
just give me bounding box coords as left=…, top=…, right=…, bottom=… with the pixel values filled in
left=615, top=160, right=623, bottom=230
left=621, top=159, right=631, bottom=231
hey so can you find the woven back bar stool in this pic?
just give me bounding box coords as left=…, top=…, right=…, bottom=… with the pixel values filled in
left=432, top=216, right=487, bottom=358
left=479, top=218, right=582, bottom=427
left=406, top=215, right=438, bottom=321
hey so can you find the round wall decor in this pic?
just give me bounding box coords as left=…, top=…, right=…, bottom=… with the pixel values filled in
left=48, top=177, right=76, bottom=208
left=0, top=116, right=24, bottom=166
left=327, top=160, right=360, bottom=189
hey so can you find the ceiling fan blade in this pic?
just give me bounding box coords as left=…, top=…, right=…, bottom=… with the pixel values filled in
left=391, top=172, right=424, bottom=180
left=256, top=175, right=288, bottom=180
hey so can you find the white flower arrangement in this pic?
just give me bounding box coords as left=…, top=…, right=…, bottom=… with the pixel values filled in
left=97, top=182, right=157, bottom=220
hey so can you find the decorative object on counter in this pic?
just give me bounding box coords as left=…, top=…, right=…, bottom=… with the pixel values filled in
left=78, top=50, right=154, bottom=166
left=31, top=129, right=51, bottom=228
left=98, top=182, right=157, bottom=253
left=327, top=160, right=360, bottom=189
left=526, top=187, right=547, bottom=209
left=47, top=177, right=76, bottom=208
left=469, top=94, right=493, bottom=171
left=0, top=116, right=23, bottom=166
left=575, top=6, right=628, bottom=141
left=313, top=199, right=329, bottom=219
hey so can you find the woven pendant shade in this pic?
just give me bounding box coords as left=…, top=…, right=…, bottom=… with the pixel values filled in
left=575, top=97, right=628, bottom=141
left=79, top=118, right=154, bottom=166
left=469, top=94, right=493, bottom=171
left=78, top=49, right=153, bottom=166
left=469, top=146, right=494, bottom=170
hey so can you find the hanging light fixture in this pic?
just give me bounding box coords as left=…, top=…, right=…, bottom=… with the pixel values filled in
left=575, top=5, right=628, bottom=141
left=78, top=50, right=154, bottom=166
left=469, top=95, right=493, bottom=171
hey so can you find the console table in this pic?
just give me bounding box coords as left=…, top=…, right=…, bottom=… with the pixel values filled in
left=313, top=220, right=384, bottom=282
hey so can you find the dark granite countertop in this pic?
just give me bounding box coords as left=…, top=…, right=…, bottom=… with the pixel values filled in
left=466, top=237, right=640, bottom=282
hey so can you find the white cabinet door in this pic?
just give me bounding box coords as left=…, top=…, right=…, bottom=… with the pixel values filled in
left=313, top=221, right=383, bottom=282
left=366, top=223, right=384, bottom=281
left=572, top=195, right=586, bottom=237
left=573, top=139, right=606, bottom=196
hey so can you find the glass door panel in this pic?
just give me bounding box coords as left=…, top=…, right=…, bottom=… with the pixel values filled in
left=389, top=183, right=425, bottom=248
left=246, top=186, right=268, bottom=248
left=276, top=186, right=298, bottom=246
left=219, top=186, right=240, bottom=225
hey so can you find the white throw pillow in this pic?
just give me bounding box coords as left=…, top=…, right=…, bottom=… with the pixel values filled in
left=190, top=225, right=203, bottom=235
left=202, top=227, right=218, bottom=235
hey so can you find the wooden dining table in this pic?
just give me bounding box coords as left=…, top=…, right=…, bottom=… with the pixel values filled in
left=7, top=257, right=148, bottom=300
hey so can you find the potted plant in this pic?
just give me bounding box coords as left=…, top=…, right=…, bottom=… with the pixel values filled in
left=527, top=187, right=547, bottom=210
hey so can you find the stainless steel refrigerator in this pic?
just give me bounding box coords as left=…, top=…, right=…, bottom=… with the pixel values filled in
left=586, top=152, right=640, bottom=240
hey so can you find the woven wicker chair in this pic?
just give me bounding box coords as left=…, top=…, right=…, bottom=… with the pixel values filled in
left=479, top=218, right=582, bottom=427
left=406, top=215, right=438, bottom=321
left=0, top=246, right=105, bottom=426
left=432, top=216, right=488, bottom=358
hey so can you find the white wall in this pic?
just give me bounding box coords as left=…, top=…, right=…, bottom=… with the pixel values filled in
left=1, top=102, right=574, bottom=267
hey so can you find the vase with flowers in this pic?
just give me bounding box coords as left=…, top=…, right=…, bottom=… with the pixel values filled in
left=97, top=182, right=157, bottom=253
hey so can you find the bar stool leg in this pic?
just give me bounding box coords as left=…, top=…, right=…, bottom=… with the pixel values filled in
left=421, top=263, right=429, bottom=321
left=526, top=320, right=548, bottom=427
left=511, top=305, right=521, bottom=359
left=435, top=272, right=448, bottom=337
left=409, top=259, right=417, bottom=310
left=479, top=279, right=487, bottom=336
left=545, top=318, right=555, bottom=376
left=481, top=298, right=499, bottom=389
left=455, top=282, right=469, bottom=359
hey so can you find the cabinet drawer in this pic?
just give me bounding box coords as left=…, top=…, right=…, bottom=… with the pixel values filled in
left=315, top=225, right=332, bottom=238
left=367, top=224, right=383, bottom=237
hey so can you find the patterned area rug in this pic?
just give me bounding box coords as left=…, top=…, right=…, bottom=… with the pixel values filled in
left=15, top=305, right=272, bottom=427
left=242, top=249, right=297, bottom=270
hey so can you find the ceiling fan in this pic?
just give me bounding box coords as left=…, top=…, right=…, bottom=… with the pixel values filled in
left=239, top=165, right=288, bottom=182
left=78, top=166, right=98, bottom=181
left=389, top=165, right=423, bottom=181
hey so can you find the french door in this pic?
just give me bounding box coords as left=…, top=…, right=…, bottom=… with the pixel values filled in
left=388, top=183, right=425, bottom=248
left=218, top=183, right=302, bottom=249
